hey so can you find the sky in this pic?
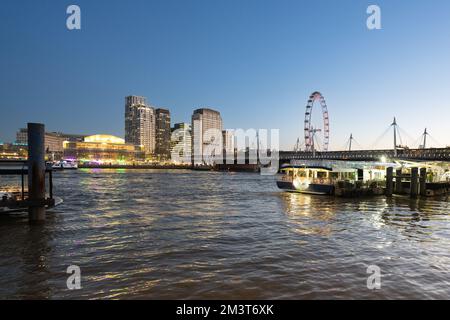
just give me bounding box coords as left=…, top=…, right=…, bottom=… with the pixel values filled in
left=0, top=0, right=449, bottom=150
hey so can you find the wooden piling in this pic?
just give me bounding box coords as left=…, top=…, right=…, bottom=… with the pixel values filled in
left=386, top=167, right=393, bottom=196
left=410, top=167, right=419, bottom=198
left=27, top=123, right=46, bottom=224
left=395, top=169, right=403, bottom=194
left=419, top=167, right=427, bottom=196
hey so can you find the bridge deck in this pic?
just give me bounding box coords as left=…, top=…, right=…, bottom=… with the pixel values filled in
left=279, top=148, right=450, bottom=161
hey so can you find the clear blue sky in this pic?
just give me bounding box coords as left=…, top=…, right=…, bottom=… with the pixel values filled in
left=1, top=0, right=449, bottom=150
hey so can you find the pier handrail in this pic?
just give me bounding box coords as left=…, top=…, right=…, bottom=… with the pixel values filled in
left=0, top=159, right=54, bottom=201
left=0, top=159, right=27, bottom=163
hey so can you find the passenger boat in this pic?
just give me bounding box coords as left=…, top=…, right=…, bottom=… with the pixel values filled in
left=52, top=160, right=78, bottom=170
left=276, top=164, right=337, bottom=195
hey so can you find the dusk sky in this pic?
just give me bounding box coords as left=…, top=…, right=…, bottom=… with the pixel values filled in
left=1, top=0, right=449, bottom=150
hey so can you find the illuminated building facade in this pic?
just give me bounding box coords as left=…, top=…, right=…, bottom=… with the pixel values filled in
left=15, top=128, right=86, bottom=159
left=0, top=143, right=27, bottom=160
left=124, top=95, right=156, bottom=154
left=155, top=108, right=171, bottom=160
left=17, top=128, right=64, bottom=154
left=63, top=134, right=145, bottom=164
left=191, top=108, right=223, bottom=164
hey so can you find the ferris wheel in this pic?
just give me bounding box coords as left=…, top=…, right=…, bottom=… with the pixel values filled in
left=304, top=91, right=330, bottom=152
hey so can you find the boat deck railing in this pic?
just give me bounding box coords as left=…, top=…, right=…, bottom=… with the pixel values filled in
left=278, top=175, right=385, bottom=188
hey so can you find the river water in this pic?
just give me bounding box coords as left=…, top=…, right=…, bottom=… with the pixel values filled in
left=0, top=169, right=449, bottom=299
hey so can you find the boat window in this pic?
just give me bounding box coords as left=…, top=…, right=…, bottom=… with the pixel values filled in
left=340, top=172, right=356, bottom=180
left=297, top=170, right=306, bottom=178
left=317, top=171, right=328, bottom=179
left=330, top=172, right=339, bottom=179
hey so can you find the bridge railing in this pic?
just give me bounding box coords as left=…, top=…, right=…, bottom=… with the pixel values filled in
left=279, top=148, right=450, bottom=161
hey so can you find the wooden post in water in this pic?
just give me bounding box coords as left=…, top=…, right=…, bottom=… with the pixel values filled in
left=410, top=167, right=419, bottom=198
left=386, top=167, right=393, bottom=196
left=419, top=167, right=427, bottom=196
left=395, top=169, right=403, bottom=194
left=27, top=123, right=46, bottom=224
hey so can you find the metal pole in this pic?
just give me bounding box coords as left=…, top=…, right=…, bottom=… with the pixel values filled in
left=386, top=167, right=393, bottom=196
left=395, top=169, right=403, bottom=194
left=49, top=170, right=53, bottom=200
left=419, top=167, right=427, bottom=196
left=21, top=161, right=26, bottom=200
left=393, top=117, right=397, bottom=157
left=27, top=123, right=46, bottom=223
left=349, top=134, right=353, bottom=152
left=423, top=128, right=427, bottom=149
left=410, top=167, right=419, bottom=198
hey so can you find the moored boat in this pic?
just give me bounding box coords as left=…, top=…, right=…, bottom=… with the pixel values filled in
left=277, top=164, right=336, bottom=195
left=276, top=161, right=392, bottom=196
left=52, top=160, right=78, bottom=170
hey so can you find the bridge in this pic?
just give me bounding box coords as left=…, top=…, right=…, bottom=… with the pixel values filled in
left=279, top=91, right=449, bottom=163
left=279, top=147, right=450, bottom=163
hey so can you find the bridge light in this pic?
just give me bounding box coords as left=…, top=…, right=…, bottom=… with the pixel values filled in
left=380, top=156, right=387, bottom=163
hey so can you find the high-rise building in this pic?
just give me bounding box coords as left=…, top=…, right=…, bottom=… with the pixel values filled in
left=170, top=123, right=191, bottom=164
left=155, top=108, right=171, bottom=160
left=191, top=108, right=223, bottom=164
left=124, top=95, right=156, bottom=154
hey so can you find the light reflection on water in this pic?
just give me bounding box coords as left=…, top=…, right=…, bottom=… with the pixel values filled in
left=0, top=169, right=449, bottom=299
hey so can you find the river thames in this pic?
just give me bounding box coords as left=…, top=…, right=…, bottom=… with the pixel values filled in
left=0, top=169, right=449, bottom=299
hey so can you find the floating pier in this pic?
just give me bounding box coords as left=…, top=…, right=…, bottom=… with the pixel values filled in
left=283, top=159, right=449, bottom=198
left=386, top=166, right=449, bottom=198
left=0, top=123, right=55, bottom=223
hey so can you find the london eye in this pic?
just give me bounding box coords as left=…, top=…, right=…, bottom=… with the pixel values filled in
left=304, top=91, right=330, bottom=152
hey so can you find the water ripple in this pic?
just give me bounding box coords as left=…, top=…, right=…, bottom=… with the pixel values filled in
left=0, top=170, right=449, bottom=299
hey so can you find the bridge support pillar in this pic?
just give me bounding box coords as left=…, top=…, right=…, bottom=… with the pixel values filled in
left=395, top=169, right=403, bottom=194
left=410, top=167, right=419, bottom=198
left=419, top=168, right=427, bottom=196
left=386, top=167, right=393, bottom=196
